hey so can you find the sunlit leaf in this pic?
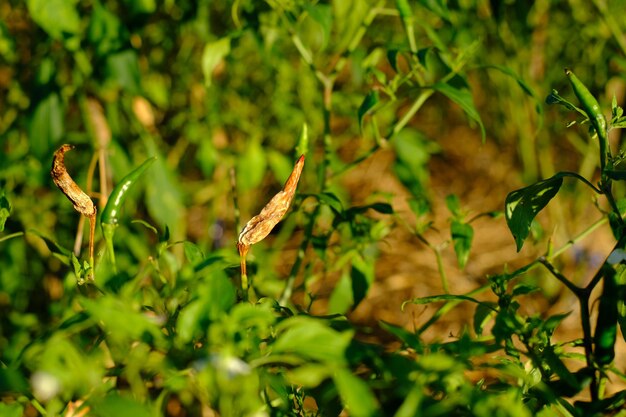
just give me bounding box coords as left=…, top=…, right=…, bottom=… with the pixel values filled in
left=451, top=220, right=473, bottom=269
left=328, top=272, right=352, bottom=315
left=90, top=393, right=153, bottom=417
left=202, top=37, right=230, bottom=88
left=183, top=241, right=204, bottom=266
left=267, top=150, right=293, bottom=186
left=273, top=317, right=353, bottom=365
left=304, top=3, right=332, bottom=48
left=0, top=193, right=11, bottom=232
left=334, top=368, right=378, bottom=417
left=433, top=80, right=485, bottom=142
left=26, top=0, right=80, bottom=42
left=505, top=175, right=563, bottom=251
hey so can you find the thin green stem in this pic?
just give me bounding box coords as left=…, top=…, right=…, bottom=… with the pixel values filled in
left=434, top=246, right=449, bottom=294
left=537, top=258, right=581, bottom=295
left=391, top=90, right=434, bottom=139
left=0, top=231, right=24, bottom=243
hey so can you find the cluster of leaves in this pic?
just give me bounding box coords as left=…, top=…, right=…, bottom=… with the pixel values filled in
left=3, top=1, right=626, bottom=416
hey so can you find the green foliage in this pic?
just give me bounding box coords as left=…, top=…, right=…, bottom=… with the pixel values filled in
left=3, top=0, right=626, bottom=416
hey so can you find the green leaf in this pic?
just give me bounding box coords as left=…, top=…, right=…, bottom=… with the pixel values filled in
left=202, top=37, right=230, bottom=88
left=545, top=89, right=586, bottom=117
left=176, top=272, right=236, bottom=342
left=144, top=140, right=184, bottom=235
left=473, top=302, right=496, bottom=336
left=273, top=317, right=353, bottom=365
left=379, top=320, right=421, bottom=349
left=267, top=150, right=293, bottom=186
left=106, top=50, right=141, bottom=94
left=328, top=272, right=353, bottom=315
left=451, top=220, right=473, bottom=269
left=0, top=368, right=29, bottom=395
left=505, top=175, right=563, bottom=251
left=28, top=92, right=64, bottom=158
left=395, top=0, right=412, bottom=18
left=0, top=402, right=23, bottom=417
left=433, top=81, right=486, bottom=142
left=445, top=194, right=461, bottom=216
left=90, top=393, right=153, bottom=417
left=81, top=296, right=165, bottom=348
left=407, top=293, right=491, bottom=307
left=387, top=49, right=401, bottom=73
left=304, top=3, right=332, bottom=48
left=87, top=1, right=126, bottom=57
left=237, top=138, right=267, bottom=191
left=358, top=91, right=380, bottom=131
left=183, top=241, right=204, bottom=266
left=0, top=193, right=11, bottom=232
left=120, top=0, right=156, bottom=15
left=26, top=0, right=80, bottom=43
left=351, top=253, right=374, bottom=307
left=333, top=368, right=378, bottom=417
left=316, top=192, right=344, bottom=214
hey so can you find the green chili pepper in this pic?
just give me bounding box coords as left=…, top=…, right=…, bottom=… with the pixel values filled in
left=565, top=69, right=609, bottom=171
left=593, top=265, right=619, bottom=366
left=101, top=156, right=156, bottom=226
left=101, top=156, right=156, bottom=270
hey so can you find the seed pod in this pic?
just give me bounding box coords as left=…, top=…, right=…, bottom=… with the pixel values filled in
left=237, top=154, right=305, bottom=291
left=565, top=69, right=609, bottom=169
left=51, top=144, right=97, bottom=218
left=238, top=154, right=305, bottom=247
left=51, top=144, right=97, bottom=274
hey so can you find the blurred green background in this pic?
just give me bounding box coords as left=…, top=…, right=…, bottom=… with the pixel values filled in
left=2, top=0, right=626, bottom=415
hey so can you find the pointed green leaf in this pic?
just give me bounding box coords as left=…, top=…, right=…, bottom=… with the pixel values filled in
left=334, top=368, right=378, bottom=417
left=28, top=92, right=64, bottom=158
left=473, top=302, right=497, bottom=336
left=433, top=81, right=485, bottom=142
left=0, top=193, right=11, bottom=232
left=445, top=194, right=461, bottom=216
left=545, top=89, right=586, bottom=117
left=358, top=91, right=380, bottom=131
left=451, top=220, right=473, bottom=269
left=26, top=0, right=80, bottom=42
left=273, top=317, right=353, bottom=365
left=505, top=175, right=563, bottom=251
left=351, top=253, right=374, bottom=307
left=202, top=37, right=230, bottom=87
left=328, top=272, right=353, bottom=315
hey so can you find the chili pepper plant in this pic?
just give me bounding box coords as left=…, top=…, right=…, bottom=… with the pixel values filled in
left=3, top=1, right=626, bottom=417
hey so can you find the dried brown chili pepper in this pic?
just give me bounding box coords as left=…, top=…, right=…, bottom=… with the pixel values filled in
left=51, top=144, right=97, bottom=272
left=237, top=154, right=305, bottom=292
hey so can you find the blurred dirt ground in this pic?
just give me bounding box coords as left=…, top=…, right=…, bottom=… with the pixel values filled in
left=297, top=120, right=626, bottom=396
